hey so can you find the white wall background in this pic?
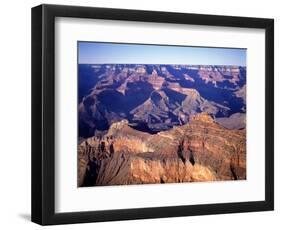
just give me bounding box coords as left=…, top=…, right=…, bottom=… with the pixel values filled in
left=0, top=0, right=279, bottom=228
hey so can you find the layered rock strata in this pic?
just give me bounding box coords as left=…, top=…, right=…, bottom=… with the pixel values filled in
left=78, top=113, right=246, bottom=186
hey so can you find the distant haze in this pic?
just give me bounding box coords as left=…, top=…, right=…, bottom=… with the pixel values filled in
left=78, top=41, right=246, bottom=66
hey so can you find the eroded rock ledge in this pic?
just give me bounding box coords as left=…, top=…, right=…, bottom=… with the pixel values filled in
left=78, top=113, right=246, bottom=186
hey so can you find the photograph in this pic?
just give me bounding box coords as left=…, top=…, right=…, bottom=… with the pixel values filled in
left=77, top=42, right=247, bottom=187
left=30, top=3, right=274, bottom=225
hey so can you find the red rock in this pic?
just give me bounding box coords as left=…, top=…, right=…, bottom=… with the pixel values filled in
left=78, top=113, right=246, bottom=186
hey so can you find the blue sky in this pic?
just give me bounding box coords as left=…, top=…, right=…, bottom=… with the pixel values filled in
left=78, top=41, right=246, bottom=66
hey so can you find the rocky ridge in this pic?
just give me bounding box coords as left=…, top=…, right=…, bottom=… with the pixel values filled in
left=78, top=113, right=246, bottom=186
left=78, top=64, right=246, bottom=138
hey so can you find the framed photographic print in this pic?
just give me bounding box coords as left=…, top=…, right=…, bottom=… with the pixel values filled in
left=31, top=4, right=274, bottom=225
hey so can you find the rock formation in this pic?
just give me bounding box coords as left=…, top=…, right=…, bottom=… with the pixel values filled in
left=216, top=113, right=246, bottom=129
left=78, top=64, right=246, bottom=138
left=78, top=113, right=246, bottom=186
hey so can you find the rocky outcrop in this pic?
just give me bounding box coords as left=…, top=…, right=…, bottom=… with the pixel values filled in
left=216, top=113, right=246, bottom=130
left=78, top=113, right=246, bottom=186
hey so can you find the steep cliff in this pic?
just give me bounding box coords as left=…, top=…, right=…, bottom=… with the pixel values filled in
left=78, top=113, right=246, bottom=186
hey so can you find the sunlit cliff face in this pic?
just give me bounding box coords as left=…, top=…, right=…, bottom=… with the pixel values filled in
left=78, top=113, right=246, bottom=187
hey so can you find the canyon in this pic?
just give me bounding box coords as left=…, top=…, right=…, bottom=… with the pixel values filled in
left=78, top=64, right=246, bottom=186
left=78, top=64, right=246, bottom=138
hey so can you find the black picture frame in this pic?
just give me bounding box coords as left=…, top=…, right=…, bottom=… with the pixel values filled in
left=31, top=4, right=274, bottom=225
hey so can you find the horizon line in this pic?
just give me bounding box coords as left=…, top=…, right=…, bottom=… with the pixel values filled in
left=78, top=63, right=247, bottom=67
left=78, top=42, right=246, bottom=66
